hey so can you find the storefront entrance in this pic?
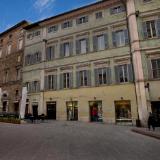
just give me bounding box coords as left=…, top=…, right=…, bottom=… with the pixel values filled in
left=66, top=101, right=78, bottom=121
left=89, top=101, right=103, bottom=122
left=2, top=101, right=7, bottom=112
left=151, top=101, right=160, bottom=126
left=46, top=102, right=56, bottom=120
left=32, top=105, right=38, bottom=118
left=115, top=100, right=132, bottom=123
left=14, top=102, right=19, bottom=114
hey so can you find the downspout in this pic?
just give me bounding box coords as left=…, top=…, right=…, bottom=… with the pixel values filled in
left=120, top=0, right=140, bottom=125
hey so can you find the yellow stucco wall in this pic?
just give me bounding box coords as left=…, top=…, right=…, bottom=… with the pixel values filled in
left=41, top=84, right=138, bottom=124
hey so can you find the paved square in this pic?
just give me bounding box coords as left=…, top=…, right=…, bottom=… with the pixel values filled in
left=0, top=121, right=160, bottom=160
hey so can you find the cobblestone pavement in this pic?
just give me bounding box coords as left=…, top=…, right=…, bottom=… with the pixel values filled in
left=0, top=121, right=160, bottom=160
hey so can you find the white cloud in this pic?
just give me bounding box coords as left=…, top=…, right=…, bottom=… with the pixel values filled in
left=34, top=0, right=56, bottom=13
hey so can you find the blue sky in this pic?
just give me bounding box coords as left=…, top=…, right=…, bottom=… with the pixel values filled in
left=0, top=0, right=99, bottom=33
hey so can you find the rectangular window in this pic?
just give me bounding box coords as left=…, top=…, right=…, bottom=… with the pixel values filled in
left=34, top=31, right=40, bottom=37
left=146, top=20, right=157, bottom=38
left=77, top=16, right=88, bottom=24
left=96, top=12, right=103, bottom=19
left=7, top=44, right=12, bottom=54
left=115, top=64, right=132, bottom=83
left=16, top=68, right=21, bottom=80
left=26, top=82, right=30, bottom=92
left=63, top=73, right=70, bottom=89
left=95, top=67, right=111, bottom=86
left=80, top=39, right=87, bottom=54
left=62, top=21, right=72, bottom=29
left=48, top=75, right=55, bottom=90
left=45, top=75, right=57, bottom=90
left=64, top=42, right=70, bottom=57
left=97, top=35, right=105, bottom=50
left=115, top=30, right=125, bottom=47
left=33, top=81, right=40, bottom=92
left=115, top=100, right=132, bottom=122
left=34, top=52, right=41, bottom=63
left=0, top=49, right=2, bottom=58
left=112, top=30, right=128, bottom=47
left=27, top=34, right=32, bottom=39
left=18, top=39, right=23, bottom=50
left=151, top=59, right=160, bottom=79
left=46, top=46, right=54, bottom=61
left=79, top=70, right=88, bottom=86
left=98, top=68, right=107, bottom=85
left=110, top=5, right=125, bottom=14
left=48, top=25, right=58, bottom=33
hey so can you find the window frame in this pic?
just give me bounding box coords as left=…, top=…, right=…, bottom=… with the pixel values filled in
left=151, top=58, right=160, bottom=79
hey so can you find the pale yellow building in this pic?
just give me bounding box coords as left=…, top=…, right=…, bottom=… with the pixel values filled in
left=23, top=0, right=160, bottom=125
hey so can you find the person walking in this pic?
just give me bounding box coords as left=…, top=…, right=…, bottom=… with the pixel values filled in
left=148, top=112, right=155, bottom=131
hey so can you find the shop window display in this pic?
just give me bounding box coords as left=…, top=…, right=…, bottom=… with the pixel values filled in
left=89, top=101, right=103, bottom=122
left=115, top=100, right=132, bottom=123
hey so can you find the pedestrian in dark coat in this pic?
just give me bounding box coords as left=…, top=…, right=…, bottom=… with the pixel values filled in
left=148, top=112, right=155, bottom=131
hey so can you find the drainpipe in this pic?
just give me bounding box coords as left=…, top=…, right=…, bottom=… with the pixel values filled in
left=120, top=0, right=140, bottom=126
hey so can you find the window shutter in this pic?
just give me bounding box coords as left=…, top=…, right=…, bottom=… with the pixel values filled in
left=60, top=44, right=64, bottom=58
left=147, top=59, right=152, bottom=80
left=46, top=47, right=49, bottom=61
left=76, top=40, right=80, bottom=54
left=86, top=38, right=90, bottom=53
left=124, top=29, right=129, bottom=45
left=44, top=76, right=48, bottom=90
left=128, top=64, right=134, bottom=82
left=51, top=46, right=55, bottom=60
left=85, top=16, right=89, bottom=22
left=55, top=25, right=58, bottom=31
left=115, top=66, right=120, bottom=83
left=60, top=74, right=64, bottom=89
left=142, top=22, right=148, bottom=39
left=87, top=70, right=91, bottom=86
left=93, top=36, right=98, bottom=52
left=28, top=82, right=32, bottom=93
left=31, top=82, right=34, bottom=92
left=76, top=71, right=80, bottom=87
left=69, top=72, right=73, bottom=88
left=156, top=18, right=160, bottom=38
left=25, top=56, right=28, bottom=65
left=37, top=81, right=40, bottom=92
left=39, top=52, right=42, bottom=62
left=76, top=18, right=80, bottom=25
left=104, top=33, right=108, bottom=49
left=94, top=68, right=99, bottom=86
left=53, top=75, right=57, bottom=90
left=107, top=67, right=112, bottom=84
left=112, top=32, right=117, bottom=47
left=69, top=42, right=73, bottom=56
left=69, top=21, right=72, bottom=27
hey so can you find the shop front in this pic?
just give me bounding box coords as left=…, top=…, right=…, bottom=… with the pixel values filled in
left=115, top=100, right=132, bottom=123
left=46, top=102, right=56, bottom=120
left=89, top=101, right=103, bottom=122
left=32, top=103, right=38, bottom=119
left=151, top=101, right=160, bottom=126
left=66, top=101, right=78, bottom=121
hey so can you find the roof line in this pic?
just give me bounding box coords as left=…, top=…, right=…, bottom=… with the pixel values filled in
left=24, top=0, right=111, bottom=30
left=0, top=20, right=29, bottom=37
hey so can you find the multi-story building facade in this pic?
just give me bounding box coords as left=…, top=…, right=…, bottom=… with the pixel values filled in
left=23, top=0, right=160, bottom=125
left=134, top=0, right=160, bottom=124
left=0, top=21, right=29, bottom=114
